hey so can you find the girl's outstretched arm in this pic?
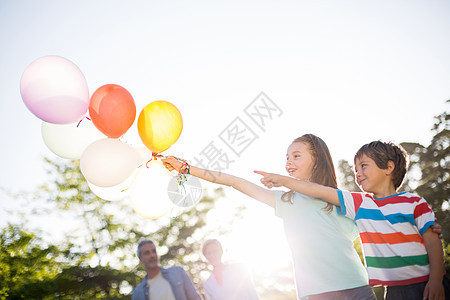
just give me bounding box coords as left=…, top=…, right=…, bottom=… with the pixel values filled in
left=162, top=157, right=275, bottom=208
left=254, top=170, right=341, bottom=206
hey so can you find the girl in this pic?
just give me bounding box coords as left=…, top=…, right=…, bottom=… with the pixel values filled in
left=163, top=134, right=375, bottom=299
left=201, top=239, right=260, bottom=300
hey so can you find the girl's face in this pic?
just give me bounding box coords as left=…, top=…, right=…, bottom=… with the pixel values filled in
left=285, top=142, right=315, bottom=181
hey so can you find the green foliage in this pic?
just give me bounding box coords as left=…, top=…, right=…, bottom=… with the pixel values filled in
left=39, top=158, right=134, bottom=267
left=43, top=266, right=138, bottom=299
left=444, top=240, right=450, bottom=272
left=337, top=159, right=359, bottom=191
left=401, top=104, right=449, bottom=270
left=0, top=224, right=140, bottom=299
left=0, top=225, right=63, bottom=299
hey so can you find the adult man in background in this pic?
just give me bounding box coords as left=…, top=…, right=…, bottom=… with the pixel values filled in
left=132, top=239, right=201, bottom=300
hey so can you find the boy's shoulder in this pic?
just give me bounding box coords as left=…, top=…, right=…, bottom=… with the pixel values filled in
left=389, top=191, right=426, bottom=202
left=375, top=191, right=424, bottom=202
left=352, top=191, right=429, bottom=208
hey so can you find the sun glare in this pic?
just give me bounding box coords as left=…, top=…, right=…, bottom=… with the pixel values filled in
left=204, top=188, right=293, bottom=277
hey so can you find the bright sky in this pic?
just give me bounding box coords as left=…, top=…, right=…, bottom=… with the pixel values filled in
left=1, top=0, right=449, bottom=285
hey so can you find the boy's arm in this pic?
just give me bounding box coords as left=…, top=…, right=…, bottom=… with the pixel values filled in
left=254, top=171, right=340, bottom=206
left=162, top=157, right=275, bottom=208
left=422, top=228, right=445, bottom=300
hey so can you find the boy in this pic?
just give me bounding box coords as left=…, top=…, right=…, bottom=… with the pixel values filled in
left=256, top=141, right=445, bottom=300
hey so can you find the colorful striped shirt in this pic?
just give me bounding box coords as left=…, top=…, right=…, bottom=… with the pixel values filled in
left=336, top=190, right=435, bottom=287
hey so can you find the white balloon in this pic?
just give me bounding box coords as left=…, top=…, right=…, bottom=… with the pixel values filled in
left=87, top=171, right=135, bottom=201
left=134, top=146, right=153, bottom=164
left=41, top=120, right=105, bottom=159
left=130, top=160, right=173, bottom=219
left=80, top=138, right=142, bottom=187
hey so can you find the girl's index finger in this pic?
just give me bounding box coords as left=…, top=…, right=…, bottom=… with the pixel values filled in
left=254, top=170, right=268, bottom=176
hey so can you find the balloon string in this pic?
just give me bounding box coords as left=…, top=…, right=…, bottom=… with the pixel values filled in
left=145, top=152, right=165, bottom=168
left=171, top=156, right=190, bottom=208
left=176, top=159, right=190, bottom=187
left=145, top=153, right=190, bottom=190
left=77, top=116, right=91, bottom=128
left=144, top=153, right=191, bottom=216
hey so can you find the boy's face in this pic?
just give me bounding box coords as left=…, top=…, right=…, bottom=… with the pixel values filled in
left=354, top=154, right=389, bottom=194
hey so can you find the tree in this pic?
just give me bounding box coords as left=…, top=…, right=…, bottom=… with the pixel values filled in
left=0, top=225, right=63, bottom=299
left=0, top=224, right=143, bottom=299
left=2, top=157, right=223, bottom=298
left=337, top=159, right=359, bottom=191
left=401, top=102, right=449, bottom=270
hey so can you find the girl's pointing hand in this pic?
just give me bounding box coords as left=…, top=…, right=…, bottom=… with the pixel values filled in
left=254, top=170, right=285, bottom=188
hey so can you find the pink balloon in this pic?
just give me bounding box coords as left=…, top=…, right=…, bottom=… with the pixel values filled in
left=20, top=56, right=89, bottom=124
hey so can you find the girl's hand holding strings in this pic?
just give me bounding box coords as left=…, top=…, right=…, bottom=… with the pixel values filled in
left=162, top=156, right=183, bottom=172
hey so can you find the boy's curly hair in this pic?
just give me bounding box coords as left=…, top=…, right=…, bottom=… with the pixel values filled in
left=354, top=141, right=409, bottom=190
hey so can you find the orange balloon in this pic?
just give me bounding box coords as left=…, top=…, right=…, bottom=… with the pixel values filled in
left=138, top=101, right=183, bottom=153
left=89, top=84, right=136, bottom=138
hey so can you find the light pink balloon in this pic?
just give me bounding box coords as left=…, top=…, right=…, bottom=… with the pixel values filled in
left=20, top=56, right=89, bottom=124
left=80, top=138, right=142, bottom=187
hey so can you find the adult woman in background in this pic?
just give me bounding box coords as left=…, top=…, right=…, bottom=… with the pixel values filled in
left=202, top=239, right=260, bottom=300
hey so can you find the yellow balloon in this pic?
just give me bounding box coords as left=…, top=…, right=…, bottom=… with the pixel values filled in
left=138, top=101, right=183, bottom=153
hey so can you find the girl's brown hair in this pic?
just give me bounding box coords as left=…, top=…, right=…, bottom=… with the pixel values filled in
left=282, top=134, right=337, bottom=212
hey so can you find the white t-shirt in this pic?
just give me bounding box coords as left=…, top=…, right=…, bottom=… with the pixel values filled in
left=203, top=263, right=260, bottom=300
left=275, top=191, right=368, bottom=298
left=147, top=271, right=176, bottom=300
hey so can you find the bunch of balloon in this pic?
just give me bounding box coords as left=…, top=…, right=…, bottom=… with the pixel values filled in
left=79, top=84, right=143, bottom=201
left=129, top=100, right=183, bottom=219
left=20, top=55, right=104, bottom=159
